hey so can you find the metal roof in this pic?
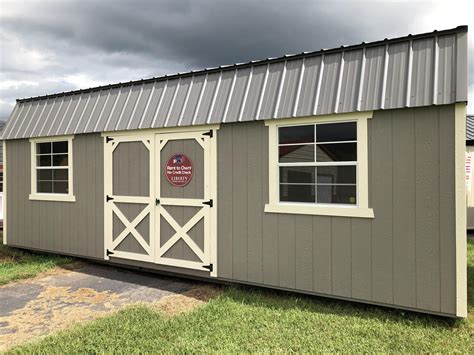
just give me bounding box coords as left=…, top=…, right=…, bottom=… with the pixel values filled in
left=467, top=115, right=474, bottom=141
left=1, top=25, right=468, bottom=140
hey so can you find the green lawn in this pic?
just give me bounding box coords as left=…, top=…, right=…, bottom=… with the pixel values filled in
left=10, top=239, right=474, bottom=353
left=0, top=232, right=71, bottom=285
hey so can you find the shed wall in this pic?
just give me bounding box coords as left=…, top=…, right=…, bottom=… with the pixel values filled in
left=4, top=104, right=460, bottom=316
left=6, top=134, right=104, bottom=259
left=216, top=105, right=457, bottom=315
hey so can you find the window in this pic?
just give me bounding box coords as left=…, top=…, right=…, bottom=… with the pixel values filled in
left=0, top=171, right=3, bottom=193
left=265, top=113, right=373, bottom=218
left=29, top=136, right=75, bottom=202
left=278, top=122, right=357, bottom=205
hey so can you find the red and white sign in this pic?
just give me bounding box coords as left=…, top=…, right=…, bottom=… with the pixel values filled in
left=165, top=153, right=193, bottom=187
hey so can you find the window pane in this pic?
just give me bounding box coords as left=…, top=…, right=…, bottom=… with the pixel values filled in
left=317, top=166, right=356, bottom=184
left=279, top=125, right=314, bottom=144
left=317, top=185, right=356, bottom=204
left=37, top=181, right=53, bottom=193
left=280, top=184, right=315, bottom=202
left=52, top=169, right=68, bottom=181
left=53, top=181, right=68, bottom=193
left=37, top=169, right=53, bottom=180
left=280, top=167, right=315, bottom=184
left=316, top=143, right=357, bottom=162
left=37, top=155, right=52, bottom=166
left=37, top=142, right=51, bottom=154
left=52, top=154, right=68, bottom=166
left=279, top=145, right=314, bottom=163
left=316, top=122, right=356, bottom=142
left=53, top=141, right=68, bottom=153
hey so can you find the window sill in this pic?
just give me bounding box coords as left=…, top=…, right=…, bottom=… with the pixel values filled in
left=29, top=193, right=76, bottom=202
left=264, top=203, right=374, bottom=218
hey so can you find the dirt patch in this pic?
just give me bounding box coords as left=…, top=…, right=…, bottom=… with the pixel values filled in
left=153, top=284, right=221, bottom=316
left=0, top=261, right=199, bottom=351
left=0, top=286, right=121, bottom=351
left=0, top=261, right=83, bottom=290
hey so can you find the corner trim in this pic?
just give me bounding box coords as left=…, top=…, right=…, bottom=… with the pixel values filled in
left=454, top=102, right=467, bottom=317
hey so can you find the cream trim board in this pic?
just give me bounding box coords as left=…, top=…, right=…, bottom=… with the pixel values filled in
left=265, top=203, right=374, bottom=218
left=101, top=123, right=221, bottom=138
left=29, top=135, right=75, bottom=202
left=29, top=194, right=76, bottom=202
left=2, top=141, right=7, bottom=244
left=454, top=102, right=467, bottom=317
left=264, top=111, right=373, bottom=127
left=265, top=111, right=373, bottom=218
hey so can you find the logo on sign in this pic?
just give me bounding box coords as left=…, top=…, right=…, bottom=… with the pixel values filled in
left=165, top=153, right=193, bottom=187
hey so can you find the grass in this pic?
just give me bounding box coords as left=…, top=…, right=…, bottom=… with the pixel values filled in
left=10, top=239, right=474, bottom=353
left=0, top=232, right=71, bottom=285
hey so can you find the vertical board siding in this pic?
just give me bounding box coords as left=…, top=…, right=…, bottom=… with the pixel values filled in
left=6, top=134, right=104, bottom=259
left=217, top=105, right=456, bottom=315
left=414, top=106, right=441, bottom=311
left=392, top=108, right=417, bottom=308
left=350, top=218, right=372, bottom=300
left=370, top=110, right=394, bottom=304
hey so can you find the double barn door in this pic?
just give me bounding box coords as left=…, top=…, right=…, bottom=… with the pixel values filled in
left=104, top=128, right=216, bottom=275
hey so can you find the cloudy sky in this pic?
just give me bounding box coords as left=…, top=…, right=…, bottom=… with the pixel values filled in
left=0, top=0, right=473, bottom=120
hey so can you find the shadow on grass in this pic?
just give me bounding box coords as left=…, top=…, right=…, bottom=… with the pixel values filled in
left=221, top=284, right=463, bottom=329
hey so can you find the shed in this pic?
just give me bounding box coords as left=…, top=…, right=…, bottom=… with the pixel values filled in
left=1, top=26, right=468, bottom=317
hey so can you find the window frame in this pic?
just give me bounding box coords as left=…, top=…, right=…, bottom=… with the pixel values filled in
left=265, top=112, right=374, bottom=218
left=29, top=135, right=76, bottom=202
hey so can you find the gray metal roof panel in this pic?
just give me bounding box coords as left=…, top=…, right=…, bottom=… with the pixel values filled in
left=2, top=25, right=468, bottom=140
left=437, top=34, right=456, bottom=105
left=296, top=56, right=321, bottom=116
left=240, top=64, right=267, bottom=122
left=317, top=53, right=341, bottom=115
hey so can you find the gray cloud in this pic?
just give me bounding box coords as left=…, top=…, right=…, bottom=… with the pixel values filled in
left=1, top=0, right=472, bottom=120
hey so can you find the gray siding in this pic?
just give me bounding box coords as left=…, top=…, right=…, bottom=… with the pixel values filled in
left=6, top=134, right=104, bottom=259
left=216, top=105, right=457, bottom=315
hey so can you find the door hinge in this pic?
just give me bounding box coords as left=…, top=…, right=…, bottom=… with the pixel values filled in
left=156, top=198, right=160, bottom=206
left=202, top=130, right=213, bottom=138
left=202, top=199, right=213, bottom=207
left=106, top=195, right=114, bottom=202
left=106, top=249, right=114, bottom=256
left=106, top=136, right=114, bottom=143
left=203, top=263, right=213, bottom=272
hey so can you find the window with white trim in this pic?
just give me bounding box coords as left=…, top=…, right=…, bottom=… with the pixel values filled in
left=278, top=122, right=357, bottom=205
left=265, top=113, right=373, bottom=218
left=30, top=136, right=75, bottom=202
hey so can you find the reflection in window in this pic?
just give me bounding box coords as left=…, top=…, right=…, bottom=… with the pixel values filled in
left=278, top=122, right=357, bottom=205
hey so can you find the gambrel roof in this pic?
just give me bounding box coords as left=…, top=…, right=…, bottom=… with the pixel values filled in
left=1, top=25, right=468, bottom=140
